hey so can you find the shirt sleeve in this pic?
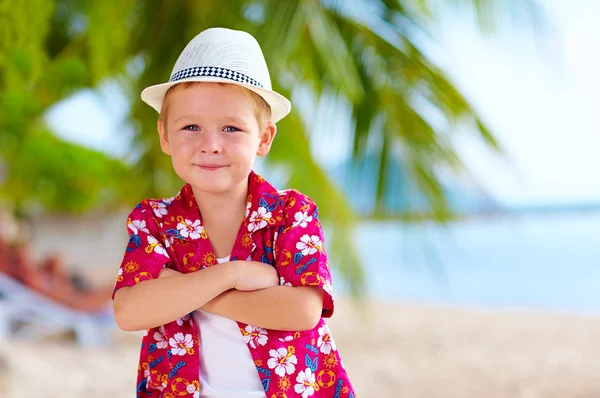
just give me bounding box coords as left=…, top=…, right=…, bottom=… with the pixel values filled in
left=112, top=200, right=171, bottom=298
left=274, top=190, right=335, bottom=318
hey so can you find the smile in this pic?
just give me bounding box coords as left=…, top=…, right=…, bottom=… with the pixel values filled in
left=195, top=164, right=228, bottom=171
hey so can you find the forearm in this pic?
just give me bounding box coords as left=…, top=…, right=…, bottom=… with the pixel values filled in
left=202, top=286, right=323, bottom=331
left=114, top=264, right=235, bottom=331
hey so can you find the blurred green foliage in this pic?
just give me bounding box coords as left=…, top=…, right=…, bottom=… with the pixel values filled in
left=0, top=0, right=542, bottom=292
left=0, top=0, right=136, bottom=214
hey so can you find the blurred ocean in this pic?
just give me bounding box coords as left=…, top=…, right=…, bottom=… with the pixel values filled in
left=333, top=211, right=600, bottom=315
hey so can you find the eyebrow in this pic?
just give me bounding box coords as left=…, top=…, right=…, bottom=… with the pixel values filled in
left=171, top=115, right=250, bottom=126
left=226, top=117, right=248, bottom=125
left=172, top=116, right=194, bottom=125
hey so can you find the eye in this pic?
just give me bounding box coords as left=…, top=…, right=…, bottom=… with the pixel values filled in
left=183, top=125, right=200, bottom=131
left=223, top=126, right=240, bottom=133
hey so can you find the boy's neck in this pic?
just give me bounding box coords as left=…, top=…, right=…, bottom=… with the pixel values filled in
left=191, top=181, right=249, bottom=226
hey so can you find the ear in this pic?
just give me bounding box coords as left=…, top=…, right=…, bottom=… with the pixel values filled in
left=158, top=120, right=171, bottom=155
left=256, top=121, right=277, bottom=157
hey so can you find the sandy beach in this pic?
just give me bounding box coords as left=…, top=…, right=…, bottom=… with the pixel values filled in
left=3, top=299, right=600, bottom=398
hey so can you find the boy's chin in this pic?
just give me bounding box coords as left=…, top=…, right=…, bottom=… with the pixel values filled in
left=184, top=174, right=249, bottom=196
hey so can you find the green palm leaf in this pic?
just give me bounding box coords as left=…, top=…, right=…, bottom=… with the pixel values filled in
left=0, top=0, right=545, bottom=294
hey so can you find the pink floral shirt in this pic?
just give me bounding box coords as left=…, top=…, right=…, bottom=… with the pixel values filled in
left=113, top=171, right=355, bottom=398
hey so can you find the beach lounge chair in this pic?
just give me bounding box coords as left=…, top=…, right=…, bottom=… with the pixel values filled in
left=0, top=272, right=115, bottom=348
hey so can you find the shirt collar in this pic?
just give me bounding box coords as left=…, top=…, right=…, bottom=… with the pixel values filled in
left=158, top=171, right=285, bottom=240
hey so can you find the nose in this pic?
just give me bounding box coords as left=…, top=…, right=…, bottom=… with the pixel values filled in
left=199, top=130, right=222, bottom=154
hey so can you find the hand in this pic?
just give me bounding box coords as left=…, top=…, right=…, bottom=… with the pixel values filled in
left=231, top=260, right=279, bottom=291
left=158, top=267, right=182, bottom=279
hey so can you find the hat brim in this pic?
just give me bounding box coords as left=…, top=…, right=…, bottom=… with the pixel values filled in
left=140, top=77, right=292, bottom=124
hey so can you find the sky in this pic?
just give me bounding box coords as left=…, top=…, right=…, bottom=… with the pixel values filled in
left=45, top=0, right=600, bottom=207
left=435, top=0, right=600, bottom=205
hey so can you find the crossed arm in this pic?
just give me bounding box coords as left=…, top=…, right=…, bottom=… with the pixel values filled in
left=202, top=284, right=323, bottom=331
left=113, top=262, right=323, bottom=332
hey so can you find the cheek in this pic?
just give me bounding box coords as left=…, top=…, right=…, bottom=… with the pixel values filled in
left=170, top=135, right=196, bottom=155
left=227, top=135, right=259, bottom=153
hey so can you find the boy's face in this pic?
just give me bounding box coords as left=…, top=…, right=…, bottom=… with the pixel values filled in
left=158, top=83, right=276, bottom=195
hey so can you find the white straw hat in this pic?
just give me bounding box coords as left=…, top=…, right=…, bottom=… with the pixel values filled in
left=141, top=27, right=292, bottom=123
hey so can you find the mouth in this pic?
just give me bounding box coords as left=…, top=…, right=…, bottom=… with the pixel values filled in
left=195, top=164, right=228, bottom=171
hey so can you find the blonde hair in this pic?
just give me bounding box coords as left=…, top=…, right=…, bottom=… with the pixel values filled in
left=158, top=82, right=271, bottom=130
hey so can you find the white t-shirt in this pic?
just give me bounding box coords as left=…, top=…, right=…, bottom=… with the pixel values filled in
left=193, top=256, right=265, bottom=397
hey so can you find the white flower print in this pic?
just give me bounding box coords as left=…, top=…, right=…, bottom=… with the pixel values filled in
left=163, top=196, right=176, bottom=205
left=153, top=326, right=168, bottom=349
left=295, top=368, right=317, bottom=398
left=128, top=219, right=149, bottom=235
left=242, top=325, right=268, bottom=349
left=248, top=207, right=272, bottom=232
left=317, top=325, right=337, bottom=354
left=154, top=334, right=167, bottom=350
left=267, top=347, right=298, bottom=377
left=278, top=335, right=294, bottom=343
left=280, top=276, right=292, bottom=286
left=296, top=234, right=321, bottom=256
left=292, top=211, right=313, bottom=229
left=176, top=314, right=191, bottom=326
left=169, top=332, right=193, bottom=356
left=177, top=219, right=203, bottom=240
left=245, top=201, right=252, bottom=218
left=147, top=236, right=169, bottom=258
left=144, top=368, right=151, bottom=386
left=150, top=201, right=168, bottom=218
left=186, top=384, right=200, bottom=398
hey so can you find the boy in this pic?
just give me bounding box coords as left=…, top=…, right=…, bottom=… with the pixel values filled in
left=113, top=27, right=355, bottom=398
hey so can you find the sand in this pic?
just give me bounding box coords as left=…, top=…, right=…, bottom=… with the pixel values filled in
left=3, top=299, right=600, bottom=398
